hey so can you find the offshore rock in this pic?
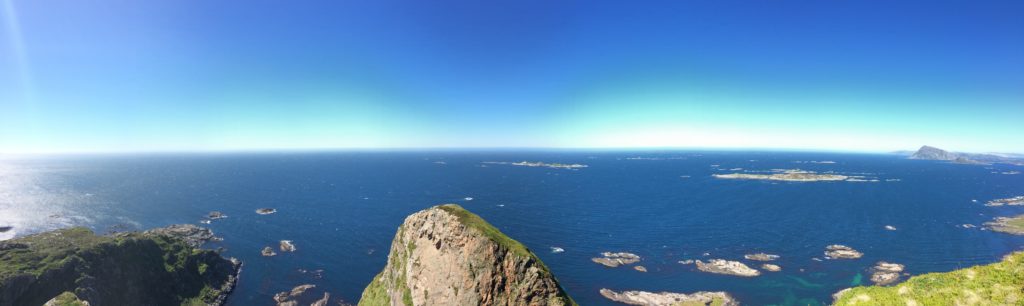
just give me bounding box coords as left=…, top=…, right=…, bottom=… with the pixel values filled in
left=592, top=252, right=642, bottom=268
left=599, top=288, right=737, bottom=306
left=695, top=259, right=760, bottom=277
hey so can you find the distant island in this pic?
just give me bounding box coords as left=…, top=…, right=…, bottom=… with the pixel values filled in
left=482, top=161, right=588, bottom=170
left=908, top=145, right=1024, bottom=166
left=713, top=169, right=882, bottom=182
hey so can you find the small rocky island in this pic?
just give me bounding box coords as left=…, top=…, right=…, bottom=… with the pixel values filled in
left=0, top=225, right=240, bottom=306
left=825, top=244, right=863, bottom=259
left=592, top=252, right=642, bottom=268
left=256, top=208, right=278, bottom=215
left=695, top=259, right=760, bottom=277
left=357, top=204, right=576, bottom=306
left=985, top=214, right=1024, bottom=235
left=869, top=261, right=905, bottom=285
left=713, top=169, right=850, bottom=182
left=744, top=253, right=780, bottom=261
left=482, top=161, right=588, bottom=170
left=599, top=288, right=737, bottom=306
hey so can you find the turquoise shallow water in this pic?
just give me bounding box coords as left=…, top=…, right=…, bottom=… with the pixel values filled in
left=1, top=151, right=1023, bottom=305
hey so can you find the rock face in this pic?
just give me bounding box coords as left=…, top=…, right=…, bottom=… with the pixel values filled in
left=358, top=204, right=575, bottom=306
left=0, top=226, right=240, bottom=306
left=599, top=288, right=737, bottom=306
left=695, top=259, right=760, bottom=277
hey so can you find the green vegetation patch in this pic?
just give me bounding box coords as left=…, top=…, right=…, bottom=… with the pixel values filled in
left=1, top=227, right=237, bottom=306
left=833, top=252, right=1024, bottom=305
left=438, top=204, right=534, bottom=259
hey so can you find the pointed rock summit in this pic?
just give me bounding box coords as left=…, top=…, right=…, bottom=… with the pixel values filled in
left=358, top=204, right=576, bottom=306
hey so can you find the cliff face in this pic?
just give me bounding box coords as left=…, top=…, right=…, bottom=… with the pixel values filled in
left=0, top=226, right=239, bottom=306
left=359, top=204, right=575, bottom=306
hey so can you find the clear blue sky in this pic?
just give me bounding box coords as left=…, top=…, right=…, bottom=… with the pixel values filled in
left=2, top=0, right=1022, bottom=153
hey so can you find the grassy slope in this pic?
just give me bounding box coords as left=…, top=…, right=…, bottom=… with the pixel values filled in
left=0, top=227, right=233, bottom=306
left=833, top=252, right=1024, bottom=305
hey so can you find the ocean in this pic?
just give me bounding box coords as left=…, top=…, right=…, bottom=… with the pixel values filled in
left=2, top=151, right=1023, bottom=305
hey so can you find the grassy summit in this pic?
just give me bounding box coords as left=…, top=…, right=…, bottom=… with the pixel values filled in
left=833, top=252, right=1024, bottom=305
left=437, top=204, right=535, bottom=259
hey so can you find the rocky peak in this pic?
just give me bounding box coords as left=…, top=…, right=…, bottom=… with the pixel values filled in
left=910, top=145, right=959, bottom=160
left=358, top=204, right=575, bottom=306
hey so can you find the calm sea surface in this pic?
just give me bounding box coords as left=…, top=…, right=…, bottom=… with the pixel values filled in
left=2, top=151, right=1023, bottom=305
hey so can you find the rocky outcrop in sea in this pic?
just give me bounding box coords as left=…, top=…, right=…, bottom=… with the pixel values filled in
left=599, top=288, right=737, bottom=306
left=592, top=252, right=642, bottom=268
left=825, top=244, right=863, bottom=259
left=357, top=204, right=575, bottom=306
left=869, top=261, right=905, bottom=285
left=695, top=259, right=760, bottom=277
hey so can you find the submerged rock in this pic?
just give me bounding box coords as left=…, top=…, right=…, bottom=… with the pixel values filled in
left=256, top=208, right=278, bottom=215
left=357, top=204, right=575, bottom=306
left=633, top=266, right=648, bottom=272
left=0, top=227, right=240, bottom=306
left=592, top=252, right=642, bottom=268
left=599, top=288, right=737, bottom=306
left=695, top=259, right=760, bottom=277
left=280, top=240, right=297, bottom=252
left=262, top=246, right=277, bottom=257
left=744, top=253, right=780, bottom=261
left=884, top=225, right=897, bottom=231
left=825, top=244, right=863, bottom=259
left=551, top=246, right=565, bottom=253
left=208, top=211, right=227, bottom=219
left=677, top=259, right=694, bottom=265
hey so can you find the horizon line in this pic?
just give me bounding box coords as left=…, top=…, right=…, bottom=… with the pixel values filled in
left=0, top=145, right=929, bottom=157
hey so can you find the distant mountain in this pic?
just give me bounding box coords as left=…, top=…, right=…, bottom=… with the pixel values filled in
left=910, top=145, right=959, bottom=160
left=908, top=145, right=1024, bottom=166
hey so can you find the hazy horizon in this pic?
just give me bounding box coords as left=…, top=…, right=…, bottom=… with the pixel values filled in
left=2, top=1, right=1022, bottom=153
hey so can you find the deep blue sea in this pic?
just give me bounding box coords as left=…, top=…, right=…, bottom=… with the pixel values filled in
left=2, top=151, right=1023, bottom=305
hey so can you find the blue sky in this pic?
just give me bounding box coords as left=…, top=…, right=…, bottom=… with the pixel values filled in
left=2, top=0, right=1022, bottom=153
